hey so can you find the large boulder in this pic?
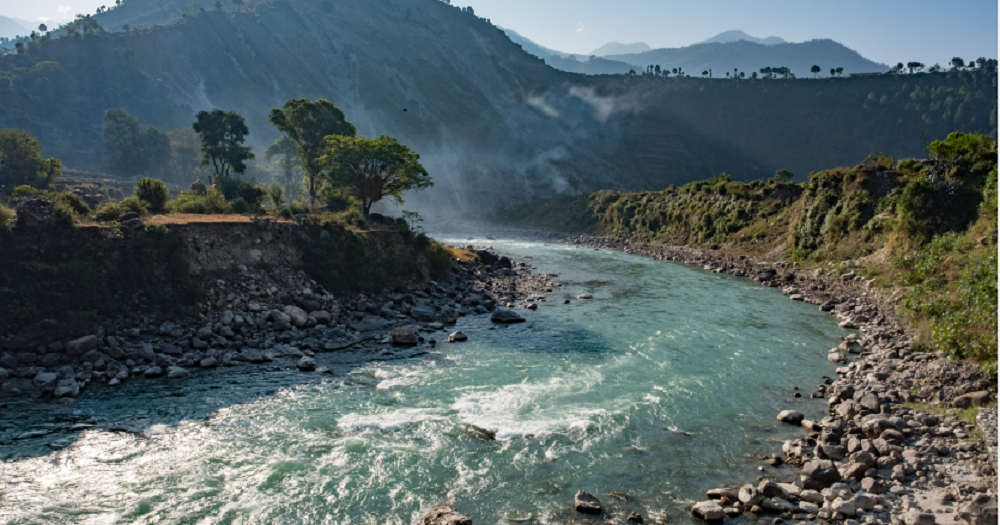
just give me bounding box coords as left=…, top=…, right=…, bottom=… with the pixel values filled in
left=283, top=305, right=309, bottom=327
left=53, top=378, right=80, bottom=397
left=9, top=319, right=66, bottom=349
left=297, top=357, right=317, bottom=371
left=738, top=485, right=764, bottom=506
left=574, top=490, right=603, bottom=514
left=777, top=410, right=804, bottom=424
left=410, top=306, right=437, bottom=322
left=32, top=372, right=59, bottom=392
left=953, top=391, right=992, bottom=409
left=66, top=335, right=99, bottom=355
left=958, top=494, right=998, bottom=525
left=905, top=509, right=936, bottom=525
left=691, top=500, right=725, bottom=521
left=490, top=308, right=525, bottom=324
left=166, top=366, right=190, bottom=380
left=391, top=328, right=419, bottom=345
left=801, top=459, right=841, bottom=489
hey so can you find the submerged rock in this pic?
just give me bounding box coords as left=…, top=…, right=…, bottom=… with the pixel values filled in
left=691, top=500, right=725, bottom=521
left=391, top=328, right=419, bottom=345
left=490, top=308, right=525, bottom=324
left=574, top=490, right=603, bottom=514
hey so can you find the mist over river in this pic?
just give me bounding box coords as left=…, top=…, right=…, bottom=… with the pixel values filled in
left=0, top=234, right=849, bottom=524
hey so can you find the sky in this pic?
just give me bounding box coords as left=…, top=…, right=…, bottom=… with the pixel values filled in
left=1, top=0, right=997, bottom=66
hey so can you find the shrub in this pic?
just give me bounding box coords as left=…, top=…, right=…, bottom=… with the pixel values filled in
left=0, top=202, right=13, bottom=230
left=167, top=188, right=231, bottom=214
left=231, top=197, right=250, bottom=214
left=53, top=192, right=91, bottom=219
left=95, top=196, right=148, bottom=222
left=217, top=176, right=264, bottom=213
left=135, top=178, right=170, bottom=212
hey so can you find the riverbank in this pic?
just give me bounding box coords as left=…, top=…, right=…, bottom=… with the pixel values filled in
left=567, top=234, right=997, bottom=525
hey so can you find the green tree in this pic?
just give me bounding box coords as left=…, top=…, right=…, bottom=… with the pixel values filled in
left=192, top=109, right=254, bottom=187
left=319, top=135, right=432, bottom=218
left=264, top=135, right=302, bottom=201
left=102, top=109, right=172, bottom=179
left=268, top=98, right=356, bottom=203
left=0, top=129, right=62, bottom=190
left=835, top=67, right=843, bottom=76
left=951, top=57, right=965, bottom=69
left=810, top=64, right=821, bottom=77
left=771, top=169, right=794, bottom=183
left=135, top=177, right=169, bottom=212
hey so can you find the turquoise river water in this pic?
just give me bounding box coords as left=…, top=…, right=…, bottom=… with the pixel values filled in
left=0, top=235, right=848, bottom=524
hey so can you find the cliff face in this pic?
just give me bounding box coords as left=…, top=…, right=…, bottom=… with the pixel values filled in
left=2, top=0, right=996, bottom=216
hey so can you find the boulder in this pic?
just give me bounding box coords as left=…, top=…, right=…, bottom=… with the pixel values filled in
left=297, top=357, right=317, bottom=371
left=777, top=410, right=804, bottom=424
left=799, top=490, right=824, bottom=504
left=952, top=391, right=991, bottom=409
left=757, top=481, right=788, bottom=500
left=195, top=327, right=214, bottom=339
left=144, top=366, right=164, bottom=378
left=706, top=488, right=738, bottom=500
left=905, top=509, right=936, bottom=525
left=269, top=310, right=292, bottom=324
left=739, top=485, right=764, bottom=506
left=577, top=293, right=593, bottom=299
left=66, top=335, right=99, bottom=355
left=166, top=366, right=189, bottom=379
left=310, top=310, right=332, bottom=324
left=284, top=306, right=309, bottom=327
left=958, top=494, right=998, bottom=525
left=831, top=497, right=855, bottom=517
left=445, top=331, right=468, bottom=343
left=574, top=490, right=603, bottom=514
left=440, top=308, right=459, bottom=324
left=410, top=306, right=437, bottom=322
left=161, top=344, right=183, bottom=356
left=490, top=309, right=525, bottom=324
left=234, top=350, right=265, bottom=363
left=801, top=459, right=841, bottom=489
left=199, top=357, right=218, bottom=368
left=391, top=328, right=419, bottom=345
left=32, top=372, right=58, bottom=392
left=52, top=378, right=80, bottom=398
left=417, top=505, right=472, bottom=525
left=691, top=500, right=725, bottom=521
left=859, top=478, right=886, bottom=494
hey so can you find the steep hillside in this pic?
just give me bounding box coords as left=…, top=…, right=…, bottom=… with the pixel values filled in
left=508, top=133, right=999, bottom=369
left=607, top=39, right=886, bottom=77
left=0, top=16, right=29, bottom=39
left=0, top=0, right=995, bottom=216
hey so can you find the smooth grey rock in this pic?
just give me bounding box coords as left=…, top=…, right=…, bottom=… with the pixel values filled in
left=574, top=490, right=603, bottom=514
left=490, top=308, right=525, bottom=324
left=144, top=366, right=163, bottom=378
left=66, top=335, right=99, bottom=355
left=410, top=306, right=437, bottom=322
left=166, top=366, right=189, bottom=379
left=33, top=372, right=58, bottom=392
left=778, top=410, right=804, bottom=424
left=199, top=357, right=218, bottom=368
left=284, top=305, right=309, bottom=327
left=739, top=485, right=765, bottom=506
left=297, top=357, right=316, bottom=371
left=958, top=494, right=998, bottom=525
left=417, top=505, right=472, bottom=525
left=692, top=500, right=725, bottom=521
left=234, top=350, right=264, bottom=363
left=952, top=391, right=991, bottom=409
left=391, top=328, right=419, bottom=345
left=802, top=459, right=842, bottom=489
left=53, top=378, right=80, bottom=397
left=905, top=509, right=936, bottom=525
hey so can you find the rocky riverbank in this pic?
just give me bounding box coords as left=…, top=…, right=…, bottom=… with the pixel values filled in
left=564, top=234, right=997, bottom=525
left=0, top=245, right=555, bottom=402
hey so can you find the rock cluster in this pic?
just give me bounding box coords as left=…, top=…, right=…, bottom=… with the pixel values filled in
left=0, top=246, right=553, bottom=400
left=570, top=235, right=997, bottom=524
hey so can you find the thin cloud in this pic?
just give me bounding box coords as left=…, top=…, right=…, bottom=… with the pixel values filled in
left=57, top=5, right=72, bottom=14
left=576, top=22, right=584, bottom=33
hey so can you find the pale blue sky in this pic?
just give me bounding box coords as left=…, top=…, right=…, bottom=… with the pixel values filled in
left=3, top=0, right=997, bottom=66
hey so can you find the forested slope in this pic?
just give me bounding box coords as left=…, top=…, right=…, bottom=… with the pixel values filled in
left=0, top=0, right=995, bottom=214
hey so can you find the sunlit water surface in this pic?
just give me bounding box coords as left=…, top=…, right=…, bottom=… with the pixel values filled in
left=0, top=236, right=847, bottom=524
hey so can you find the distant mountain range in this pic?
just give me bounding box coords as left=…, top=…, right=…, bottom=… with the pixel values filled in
left=0, top=16, right=30, bottom=39
left=697, top=30, right=785, bottom=46
left=589, top=42, right=651, bottom=56
left=504, top=30, right=886, bottom=77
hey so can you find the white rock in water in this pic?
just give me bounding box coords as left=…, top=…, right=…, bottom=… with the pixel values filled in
left=577, top=293, right=593, bottom=299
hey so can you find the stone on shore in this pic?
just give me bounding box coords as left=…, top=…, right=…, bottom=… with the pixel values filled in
left=52, top=378, right=80, bottom=397
left=958, top=494, right=998, bottom=525
left=801, top=459, right=841, bottom=489
left=166, top=366, right=190, bottom=380
left=777, top=410, right=803, bottom=424
left=739, top=484, right=764, bottom=506
left=283, top=305, right=309, bottom=327
left=445, top=331, right=468, bottom=343
left=200, top=357, right=218, bottom=368
left=391, top=328, right=419, bottom=345
left=691, top=500, right=725, bottom=521
left=490, top=308, right=525, bottom=324
left=952, top=391, right=991, bottom=409
left=144, top=366, right=164, bottom=378
left=904, top=509, right=936, bottom=525
left=418, top=504, right=472, bottom=525
left=574, top=490, right=603, bottom=514
left=66, top=335, right=99, bottom=355
left=297, top=357, right=317, bottom=371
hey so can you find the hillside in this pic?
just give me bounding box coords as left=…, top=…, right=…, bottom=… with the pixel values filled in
left=607, top=38, right=886, bottom=77
left=502, top=29, right=635, bottom=74
left=589, top=42, right=652, bottom=56
left=0, top=0, right=996, bottom=216
left=505, top=133, right=999, bottom=370
left=697, top=30, right=785, bottom=46
left=0, top=16, right=29, bottom=39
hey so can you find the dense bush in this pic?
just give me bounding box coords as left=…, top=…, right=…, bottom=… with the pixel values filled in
left=0, top=202, right=13, bottom=230
left=135, top=177, right=170, bottom=212
left=217, top=176, right=265, bottom=213
left=167, top=188, right=231, bottom=214
left=95, top=196, right=148, bottom=221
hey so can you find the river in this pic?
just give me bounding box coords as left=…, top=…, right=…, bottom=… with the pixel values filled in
left=0, top=235, right=848, bottom=524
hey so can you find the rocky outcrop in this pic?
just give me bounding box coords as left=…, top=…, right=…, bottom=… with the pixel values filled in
left=417, top=505, right=472, bottom=525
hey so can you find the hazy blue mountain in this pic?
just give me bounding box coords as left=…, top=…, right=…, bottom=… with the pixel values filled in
left=503, top=28, right=635, bottom=74
left=589, top=42, right=651, bottom=56
left=0, top=16, right=28, bottom=39
left=606, top=39, right=887, bottom=77
left=697, top=30, right=785, bottom=46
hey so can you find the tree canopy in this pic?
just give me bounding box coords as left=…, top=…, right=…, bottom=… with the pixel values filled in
left=102, top=109, right=172, bottom=179
left=319, top=135, right=432, bottom=218
left=268, top=98, right=356, bottom=202
left=192, top=109, right=254, bottom=186
left=264, top=135, right=302, bottom=201
left=0, top=129, right=62, bottom=191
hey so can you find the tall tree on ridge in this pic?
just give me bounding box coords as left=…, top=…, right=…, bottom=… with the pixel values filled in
left=269, top=98, right=356, bottom=203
